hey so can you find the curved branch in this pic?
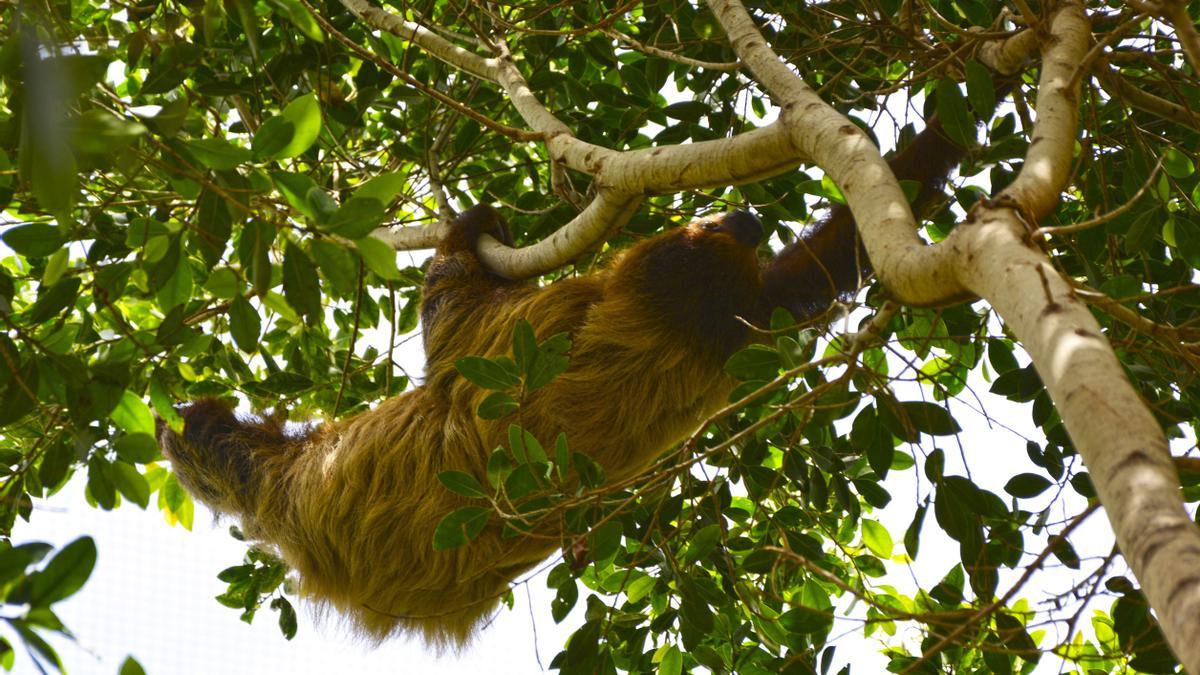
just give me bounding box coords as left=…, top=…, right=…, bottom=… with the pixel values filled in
left=346, top=0, right=818, bottom=276
left=1159, top=0, right=1200, bottom=76
left=338, top=0, right=498, bottom=80
left=1095, top=60, right=1200, bottom=132
left=476, top=190, right=642, bottom=277
left=978, top=27, right=1039, bottom=74
left=995, top=8, right=1086, bottom=219
left=945, top=3, right=1200, bottom=670
left=707, top=0, right=967, bottom=304
left=603, top=28, right=740, bottom=71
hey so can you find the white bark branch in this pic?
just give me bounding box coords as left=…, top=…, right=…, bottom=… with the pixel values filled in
left=943, top=4, right=1200, bottom=670
left=1096, top=61, right=1200, bottom=132
left=713, top=0, right=1200, bottom=668
left=343, top=0, right=816, bottom=276
left=995, top=17, right=1083, bottom=220
left=337, top=0, right=499, bottom=81
left=707, top=0, right=968, bottom=304
left=978, top=28, right=1039, bottom=75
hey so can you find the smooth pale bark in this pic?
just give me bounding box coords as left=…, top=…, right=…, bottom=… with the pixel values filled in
left=708, top=0, right=1200, bottom=669
left=953, top=208, right=1200, bottom=671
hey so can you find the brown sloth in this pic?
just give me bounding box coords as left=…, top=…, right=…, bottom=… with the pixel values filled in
left=158, top=112, right=973, bottom=647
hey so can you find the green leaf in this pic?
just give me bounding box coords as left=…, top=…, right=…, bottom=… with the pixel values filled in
left=252, top=115, right=295, bottom=159
left=510, top=425, right=548, bottom=464
left=486, top=448, right=514, bottom=488
left=112, top=391, right=155, bottom=435
left=935, top=78, right=975, bottom=148
left=658, top=645, right=682, bottom=675
left=160, top=473, right=195, bottom=530
left=141, top=45, right=195, bottom=94
left=24, top=111, right=79, bottom=219
left=325, top=197, right=386, bottom=239
left=353, top=172, right=406, bottom=204
left=964, top=60, right=995, bottom=116
left=240, top=221, right=275, bottom=297
left=266, top=0, right=325, bottom=42
left=477, top=391, right=519, bottom=419
left=899, top=401, right=961, bottom=436
left=10, top=622, right=62, bottom=672
left=861, top=519, right=893, bottom=558
left=112, top=461, right=151, bottom=508
left=120, top=656, right=147, bottom=675
left=1004, top=473, right=1052, bottom=499
left=276, top=93, right=322, bottom=158
left=565, top=620, right=601, bottom=669
left=40, top=248, right=67, bottom=287
left=1163, top=147, right=1194, bottom=178
left=67, top=110, right=147, bottom=155
left=204, top=267, right=240, bottom=299
left=663, top=101, right=711, bottom=122
left=186, top=138, right=253, bottom=170
left=29, top=536, right=97, bottom=606
left=195, top=188, right=233, bottom=267
left=512, top=319, right=538, bottom=375
left=2, top=224, right=65, bottom=258
left=282, top=241, right=322, bottom=325
left=904, top=504, right=927, bottom=558
left=432, top=506, right=490, bottom=550
left=0, top=543, right=52, bottom=587
left=523, top=331, right=571, bottom=392
left=38, top=440, right=75, bottom=490
left=229, top=295, right=261, bottom=352
left=588, top=520, right=623, bottom=563
left=115, top=433, right=161, bottom=464
left=455, top=356, right=521, bottom=390
left=437, top=471, right=487, bottom=498
left=272, top=597, right=298, bottom=640
left=271, top=172, right=322, bottom=220
left=27, top=278, right=81, bottom=323
left=310, top=239, right=359, bottom=298
left=683, top=524, right=721, bottom=564
left=155, top=258, right=193, bottom=311
left=88, top=458, right=118, bottom=509
left=355, top=236, right=402, bottom=280
left=554, top=433, right=569, bottom=480
left=572, top=452, right=605, bottom=488
left=779, top=605, right=827, bottom=635
left=724, top=344, right=780, bottom=381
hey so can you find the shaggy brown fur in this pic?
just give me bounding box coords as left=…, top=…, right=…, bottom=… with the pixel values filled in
left=158, top=113, right=974, bottom=647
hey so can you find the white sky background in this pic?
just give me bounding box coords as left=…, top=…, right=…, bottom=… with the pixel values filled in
left=6, top=63, right=1191, bottom=675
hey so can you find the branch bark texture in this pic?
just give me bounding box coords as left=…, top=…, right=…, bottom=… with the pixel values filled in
left=710, top=0, right=1200, bottom=669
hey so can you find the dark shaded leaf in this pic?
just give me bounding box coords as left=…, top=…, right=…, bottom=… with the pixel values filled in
left=29, top=536, right=96, bottom=606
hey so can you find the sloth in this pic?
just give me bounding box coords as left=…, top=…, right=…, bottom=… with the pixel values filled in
left=158, top=111, right=972, bottom=647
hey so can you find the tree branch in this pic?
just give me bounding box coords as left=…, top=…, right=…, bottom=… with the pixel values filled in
left=944, top=3, right=1200, bottom=670
left=1095, top=60, right=1200, bottom=132
left=341, top=0, right=819, bottom=276
left=707, top=0, right=969, bottom=305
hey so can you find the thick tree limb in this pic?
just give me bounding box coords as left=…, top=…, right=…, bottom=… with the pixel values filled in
left=950, top=6, right=1200, bottom=670
left=711, top=0, right=1200, bottom=669
left=978, top=27, right=1039, bottom=74
left=1096, top=60, right=1200, bottom=131
left=708, top=0, right=969, bottom=305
